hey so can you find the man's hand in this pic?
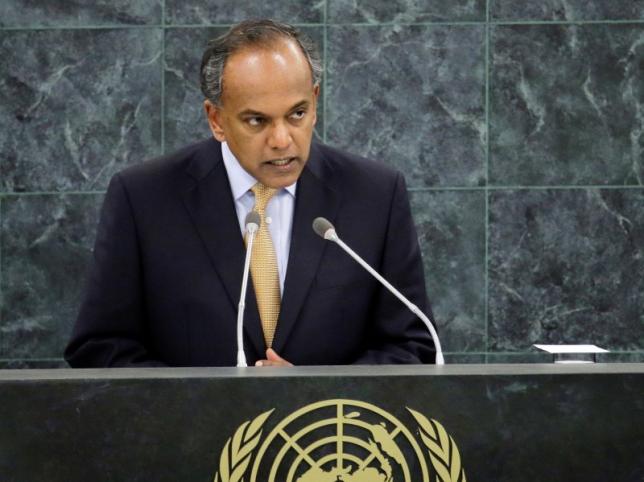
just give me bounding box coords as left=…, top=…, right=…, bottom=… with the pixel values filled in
left=255, top=348, right=293, bottom=367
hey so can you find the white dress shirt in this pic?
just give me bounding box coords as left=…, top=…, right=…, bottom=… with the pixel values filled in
left=221, top=142, right=296, bottom=295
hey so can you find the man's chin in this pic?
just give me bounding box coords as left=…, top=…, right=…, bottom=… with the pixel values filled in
left=257, top=164, right=304, bottom=189
left=260, top=176, right=299, bottom=189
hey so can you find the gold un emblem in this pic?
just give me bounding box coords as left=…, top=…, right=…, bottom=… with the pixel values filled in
left=213, top=398, right=466, bottom=482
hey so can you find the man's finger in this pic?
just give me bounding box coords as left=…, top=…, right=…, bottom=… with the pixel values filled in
left=254, top=349, right=293, bottom=367
left=255, top=360, right=282, bottom=367
left=266, top=348, right=285, bottom=362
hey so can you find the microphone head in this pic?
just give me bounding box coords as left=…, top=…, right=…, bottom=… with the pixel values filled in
left=312, top=217, right=336, bottom=240
left=245, top=211, right=261, bottom=232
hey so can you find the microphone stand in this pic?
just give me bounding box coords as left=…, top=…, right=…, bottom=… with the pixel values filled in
left=317, top=219, right=445, bottom=365
left=237, top=214, right=260, bottom=367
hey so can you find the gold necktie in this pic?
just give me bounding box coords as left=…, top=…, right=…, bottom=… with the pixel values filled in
left=248, top=183, right=281, bottom=348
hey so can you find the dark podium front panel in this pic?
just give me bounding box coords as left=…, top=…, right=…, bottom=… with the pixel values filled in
left=1, top=364, right=643, bottom=481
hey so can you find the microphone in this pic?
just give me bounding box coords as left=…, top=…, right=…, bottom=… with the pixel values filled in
left=312, top=217, right=445, bottom=365
left=237, top=211, right=261, bottom=368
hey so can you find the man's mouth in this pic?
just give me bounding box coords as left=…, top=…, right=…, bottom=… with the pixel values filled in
left=266, top=157, right=296, bottom=166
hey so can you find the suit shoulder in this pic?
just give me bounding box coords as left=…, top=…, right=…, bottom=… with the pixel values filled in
left=115, top=138, right=219, bottom=188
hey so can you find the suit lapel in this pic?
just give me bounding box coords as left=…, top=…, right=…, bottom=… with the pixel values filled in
left=272, top=146, right=341, bottom=353
left=181, top=140, right=265, bottom=358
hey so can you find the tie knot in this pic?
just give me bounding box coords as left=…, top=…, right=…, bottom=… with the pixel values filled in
left=251, top=183, right=278, bottom=213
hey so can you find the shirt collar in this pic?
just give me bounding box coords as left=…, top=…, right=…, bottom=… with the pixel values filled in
left=221, top=142, right=297, bottom=200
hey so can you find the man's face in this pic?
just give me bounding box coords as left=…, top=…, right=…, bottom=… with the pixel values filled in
left=205, top=39, right=319, bottom=189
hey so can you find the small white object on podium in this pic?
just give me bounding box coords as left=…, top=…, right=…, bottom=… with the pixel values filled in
left=534, top=344, right=609, bottom=363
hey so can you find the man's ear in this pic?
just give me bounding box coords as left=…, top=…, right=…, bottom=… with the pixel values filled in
left=204, top=100, right=226, bottom=142
left=312, top=84, right=320, bottom=125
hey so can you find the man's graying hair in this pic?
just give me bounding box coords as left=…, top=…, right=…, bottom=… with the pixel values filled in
left=200, top=19, right=323, bottom=106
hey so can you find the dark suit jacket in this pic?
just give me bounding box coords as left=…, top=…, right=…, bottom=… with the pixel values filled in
left=65, top=138, right=436, bottom=367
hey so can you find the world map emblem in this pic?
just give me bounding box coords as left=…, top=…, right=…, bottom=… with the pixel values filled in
left=213, top=399, right=467, bottom=482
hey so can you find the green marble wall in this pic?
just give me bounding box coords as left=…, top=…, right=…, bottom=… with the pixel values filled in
left=0, top=1, right=643, bottom=367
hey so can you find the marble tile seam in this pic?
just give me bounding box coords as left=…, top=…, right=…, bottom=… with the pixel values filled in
left=306, top=20, right=643, bottom=27
left=0, top=196, right=2, bottom=315
left=0, top=23, right=324, bottom=32
left=0, top=187, right=641, bottom=197
left=2, top=20, right=644, bottom=32
left=406, top=185, right=644, bottom=193
left=0, top=22, right=482, bottom=33
left=485, top=185, right=644, bottom=191
left=160, top=0, right=166, bottom=155
left=0, top=358, right=65, bottom=363
left=490, top=19, right=644, bottom=26
left=325, top=22, right=486, bottom=27
left=322, top=0, right=328, bottom=143
left=3, top=187, right=634, bottom=200
left=162, top=20, right=644, bottom=27
left=0, top=24, right=164, bottom=31
left=0, top=191, right=106, bottom=197
left=163, top=24, right=328, bottom=30
left=484, top=0, right=491, bottom=358
left=408, top=187, right=489, bottom=192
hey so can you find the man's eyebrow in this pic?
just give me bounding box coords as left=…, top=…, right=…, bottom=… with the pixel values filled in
left=237, top=101, right=311, bottom=118
left=288, top=100, right=310, bottom=111
left=238, top=109, right=266, bottom=117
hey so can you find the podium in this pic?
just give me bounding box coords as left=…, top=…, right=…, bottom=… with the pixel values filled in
left=1, top=364, right=643, bottom=481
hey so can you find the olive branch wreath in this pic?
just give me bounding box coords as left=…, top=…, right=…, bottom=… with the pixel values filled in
left=408, top=408, right=467, bottom=482
left=213, top=409, right=273, bottom=482
left=213, top=406, right=466, bottom=482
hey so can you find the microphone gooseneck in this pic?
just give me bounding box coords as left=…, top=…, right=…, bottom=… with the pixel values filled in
left=312, top=217, right=445, bottom=365
left=237, top=211, right=262, bottom=368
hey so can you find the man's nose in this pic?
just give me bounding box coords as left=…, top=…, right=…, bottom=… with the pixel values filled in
left=267, top=122, right=292, bottom=150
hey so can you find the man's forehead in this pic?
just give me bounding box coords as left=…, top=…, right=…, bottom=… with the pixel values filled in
left=225, top=38, right=306, bottom=74
left=219, top=39, right=314, bottom=108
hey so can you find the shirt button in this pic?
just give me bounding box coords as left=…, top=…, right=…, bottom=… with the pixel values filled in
left=265, top=216, right=272, bottom=224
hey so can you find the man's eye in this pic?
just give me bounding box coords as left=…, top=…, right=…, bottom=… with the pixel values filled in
left=290, top=110, right=306, bottom=120
left=247, top=117, right=264, bottom=127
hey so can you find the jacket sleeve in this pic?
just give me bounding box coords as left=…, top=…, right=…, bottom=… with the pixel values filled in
left=64, top=173, right=166, bottom=367
left=352, top=172, right=437, bottom=364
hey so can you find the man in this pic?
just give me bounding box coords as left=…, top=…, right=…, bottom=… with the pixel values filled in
left=65, top=19, right=436, bottom=367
